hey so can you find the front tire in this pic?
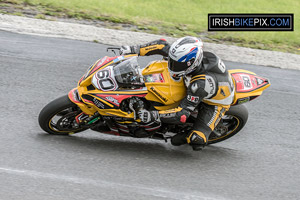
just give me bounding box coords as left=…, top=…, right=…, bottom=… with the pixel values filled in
left=38, top=95, right=88, bottom=135
left=208, top=104, right=248, bottom=144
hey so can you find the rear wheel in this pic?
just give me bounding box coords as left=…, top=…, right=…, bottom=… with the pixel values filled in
left=38, top=95, right=88, bottom=135
left=208, top=104, right=248, bottom=144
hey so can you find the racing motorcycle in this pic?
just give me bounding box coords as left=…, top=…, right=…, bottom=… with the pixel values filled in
left=39, top=48, right=270, bottom=145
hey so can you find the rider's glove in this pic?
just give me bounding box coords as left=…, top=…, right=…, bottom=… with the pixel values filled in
left=119, top=45, right=138, bottom=55
left=138, top=109, right=159, bottom=123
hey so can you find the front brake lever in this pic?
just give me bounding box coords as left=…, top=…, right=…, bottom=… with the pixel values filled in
left=129, top=102, right=137, bottom=120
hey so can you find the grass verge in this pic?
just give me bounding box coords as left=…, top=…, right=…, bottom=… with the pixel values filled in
left=1, top=0, right=299, bottom=54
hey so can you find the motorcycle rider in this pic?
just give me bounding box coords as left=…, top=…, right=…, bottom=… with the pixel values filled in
left=120, top=36, right=234, bottom=150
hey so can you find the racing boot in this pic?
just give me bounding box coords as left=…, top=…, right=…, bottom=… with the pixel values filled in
left=186, top=130, right=207, bottom=151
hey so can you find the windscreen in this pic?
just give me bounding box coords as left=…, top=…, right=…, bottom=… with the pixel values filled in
left=113, top=57, right=144, bottom=85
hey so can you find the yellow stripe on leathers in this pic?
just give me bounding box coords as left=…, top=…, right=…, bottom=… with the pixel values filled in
left=208, top=105, right=230, bottom=130
left=139, top=44, right=165, bottom=56
left=186, top=130, right=207, bottom=143
left=190, top=75, right=205, bottom=83
left=190, top=77, right=205, bottom=83
left=191, top=74, right=205, bottom=81
left=159, top=107, right=183, bottom=114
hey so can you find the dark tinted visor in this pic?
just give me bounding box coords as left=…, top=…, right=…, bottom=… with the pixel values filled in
left=168, top=57, right=194, bottom=72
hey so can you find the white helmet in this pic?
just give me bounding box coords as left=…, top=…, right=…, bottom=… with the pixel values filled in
left=168, top=36, right=203, bottom=78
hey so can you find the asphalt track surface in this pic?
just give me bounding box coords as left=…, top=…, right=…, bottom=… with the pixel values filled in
left=0, top=30, right=299, bottom=200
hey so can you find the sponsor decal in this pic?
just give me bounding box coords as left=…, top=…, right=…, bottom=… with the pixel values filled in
left=96, top=56, right=108, bottom=68
left=242, top=75, right=252, bottom=88
left=238, top=97, right=250, bottom=104
left=144, top=73, right=165, bottom=83
left=150, top=87, right=168, bottom=102
left=207, top=77, right=215, bottom=95
left=256, top=77, right=265, bottom=85
left=105, top=96, right=119, bottom=105
left=113, top=56, right=124, bottom=63
left=145, top=46, right=157, bottom=51
left=93, top=98, right=105, bottom=108
left=187, top=95, right=200, bottom=103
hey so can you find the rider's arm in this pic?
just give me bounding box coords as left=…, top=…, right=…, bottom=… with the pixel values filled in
left=158, top=76, right=208, bottom=124
left=138, top=39, right=170, bottom=57
left=121, top=39, right=170, bottom=57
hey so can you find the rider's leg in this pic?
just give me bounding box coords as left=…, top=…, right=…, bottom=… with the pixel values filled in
left=171, top=103, right=230, bottom=150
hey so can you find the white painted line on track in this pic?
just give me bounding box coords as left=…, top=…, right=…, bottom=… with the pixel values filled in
left=0, top=167, right=226, bottom=200
left=268, top=89, right=300, bottom=96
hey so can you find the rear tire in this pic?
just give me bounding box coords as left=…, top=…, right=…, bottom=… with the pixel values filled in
left=208, top=104, right=248, bottom=144
left=38, top=95, right=88, bottom=135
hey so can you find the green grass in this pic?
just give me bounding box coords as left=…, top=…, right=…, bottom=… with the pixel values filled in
left=2, top=0, right=300, bottom=53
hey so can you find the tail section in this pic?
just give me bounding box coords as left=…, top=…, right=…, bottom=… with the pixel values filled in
left=229, top=69, right=270, bottom=105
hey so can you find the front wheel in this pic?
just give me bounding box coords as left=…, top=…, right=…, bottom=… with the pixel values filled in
left=38, top=95, right=88, bottom=135
left=208, top=104, right=248, bottom=144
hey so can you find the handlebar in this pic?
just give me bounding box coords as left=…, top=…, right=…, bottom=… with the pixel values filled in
left=107, top=47, right=121, bottom=56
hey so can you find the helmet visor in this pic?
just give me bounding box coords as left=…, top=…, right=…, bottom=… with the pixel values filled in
left=168, top=57, right=194, bottom=73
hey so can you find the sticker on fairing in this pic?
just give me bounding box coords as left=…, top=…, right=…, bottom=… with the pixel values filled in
left=241, top=75, right=252, bottom=90
left=105, top=96, right=119, bottom=105
left=92, top=65, right=118, bottom=91
left=113, top=56, right=124, bottom=63
left=144, top=73, right=165, bottom=83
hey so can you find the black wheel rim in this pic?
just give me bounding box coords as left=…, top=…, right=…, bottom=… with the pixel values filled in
left=208, top=115, right=240, bottom=142
left=49, top=106, right=82, bottom=133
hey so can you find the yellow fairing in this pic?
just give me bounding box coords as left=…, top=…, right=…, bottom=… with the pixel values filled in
left=229, top=69, right=256, bottom=76
left=69, top=56, right=270, bottom=121
left=142, top=60, right=186, bottom=110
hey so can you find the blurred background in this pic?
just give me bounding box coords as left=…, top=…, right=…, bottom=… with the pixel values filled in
left=1, top=0, right=299, bottom=54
